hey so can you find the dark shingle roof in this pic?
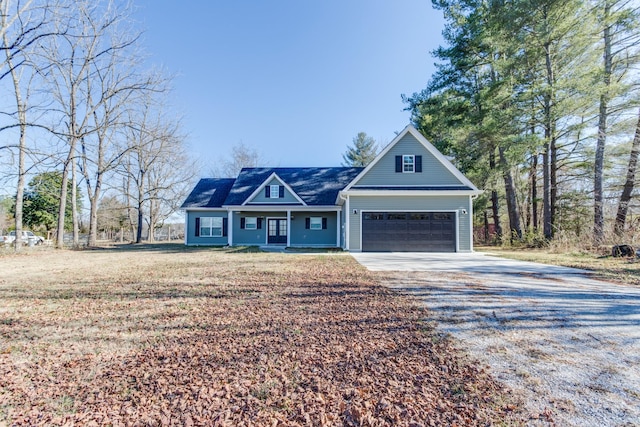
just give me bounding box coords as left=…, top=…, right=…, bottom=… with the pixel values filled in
left=225, top=167, right=363, bottom=206
left=180, top=178, right=236, bottom=208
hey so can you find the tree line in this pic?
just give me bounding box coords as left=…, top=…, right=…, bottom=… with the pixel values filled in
left=404, top=0, right=640, bottom=247
left=0, top=0, right=194, bottom=249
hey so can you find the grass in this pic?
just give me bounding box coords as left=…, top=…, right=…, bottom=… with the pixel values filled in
left=0, top=244, right=521, bottom=426
left=476, top=245, right=640, bottom=286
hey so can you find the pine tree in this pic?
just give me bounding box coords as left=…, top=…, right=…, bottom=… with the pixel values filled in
left=342, top=132, right=378, bottom=167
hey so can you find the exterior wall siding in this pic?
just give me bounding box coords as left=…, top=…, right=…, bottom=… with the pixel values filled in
left=347, top=195, right=472, bottom=252
left=185, top=211, right=228, bottom=246
left=231, top=211, right=273, bottom=246
left=248, top=178, right=301, bottom=204
left=290, top=211, right=338, bottom=247
left=355, top=133, right=462, bottom=186
left=231, top=210, right=339, bottom=246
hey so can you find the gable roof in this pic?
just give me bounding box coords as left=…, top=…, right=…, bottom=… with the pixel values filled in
left=242, top=172, right=307, bottom=206
left=224, top=167, right=363, bottom=206
left=180, top=178, right=235, bottom=209
left=344, top=124, right=480, bottom=192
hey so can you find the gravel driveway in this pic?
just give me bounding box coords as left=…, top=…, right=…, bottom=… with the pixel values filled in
left=352, top=252, right=640, bottom=426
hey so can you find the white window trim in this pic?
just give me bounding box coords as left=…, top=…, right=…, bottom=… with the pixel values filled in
left=403, top=154, right=415, bottom=173
left=200, top=217, right=223, bottom=237
left=269, top=184, right=280, bottom=199
left=245, top=216, right=257, bottom=230
left=310, top=217, right=323, bottom=230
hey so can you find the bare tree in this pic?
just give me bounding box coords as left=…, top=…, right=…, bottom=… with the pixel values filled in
left=213, top=142, right=264, bottom=177
left=1, top=0, right=58, bottom=250
left=40, top=0, right=142, bottom=247
left=119, top=94, right=193, bottom=243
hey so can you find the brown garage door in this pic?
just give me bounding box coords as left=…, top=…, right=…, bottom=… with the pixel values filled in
left=362, top=212, right=456, bottom=252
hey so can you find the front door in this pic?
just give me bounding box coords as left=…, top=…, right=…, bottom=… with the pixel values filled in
left=267, top=218, right=287, bottom=244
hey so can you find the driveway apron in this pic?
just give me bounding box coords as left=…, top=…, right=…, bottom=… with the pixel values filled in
left=352, top=252, right=640, bottom=426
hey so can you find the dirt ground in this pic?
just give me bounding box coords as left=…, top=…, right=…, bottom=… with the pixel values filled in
left=380, top=269, right=640, bottom=427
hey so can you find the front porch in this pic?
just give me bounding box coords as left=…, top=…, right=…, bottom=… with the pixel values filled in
left=227, top=208, right=342, bottom=248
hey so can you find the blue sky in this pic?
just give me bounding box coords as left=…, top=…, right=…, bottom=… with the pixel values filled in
left=133, top=1, right=444, bottom=172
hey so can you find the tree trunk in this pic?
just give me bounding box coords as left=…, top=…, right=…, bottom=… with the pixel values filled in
left=72, top=157, right=79, bottom=246
left=499, top=146, right=522, bottom=239
left=594, top=0, right=612, bottom=244
left=614, top=108, right=640, bottom=235
left=489, top=148, right=502, bottom=240
left=530, top=152, right=539, bottom=232
left=4, top=24, right=27, bottom=251
left=136, top=201, right=144, bottom=243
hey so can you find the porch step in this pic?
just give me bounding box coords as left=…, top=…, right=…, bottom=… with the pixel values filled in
left=259, top=245, right=287, bottom=253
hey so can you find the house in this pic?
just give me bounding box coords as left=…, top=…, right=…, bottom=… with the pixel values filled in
left=181, top=125, right=482, bottom=252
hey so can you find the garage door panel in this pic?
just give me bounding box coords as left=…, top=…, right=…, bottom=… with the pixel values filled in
left=362, top=211, right=455, bottom=252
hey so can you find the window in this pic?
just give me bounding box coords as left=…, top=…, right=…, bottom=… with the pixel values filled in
left=305, top=217, right=327, bottom=230
left=403, top=155, right=415, bottom=173
left=310, top=217, right=322, bottom=230
left=269, top=184, right=280, bottom=199
left=199, top=217, right=223, bottom=237
left=395, top=155, right=422, bottom=173
left=244, top=217, right=257, bottom=229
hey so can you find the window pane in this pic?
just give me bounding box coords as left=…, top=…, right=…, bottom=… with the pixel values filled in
left=310, top=217, right=322, bottom=230
left=403, top=155, right=414, bottom=173
left=279, top=221, right=287, bottom=235
left=245, top=217, right=257, bottom=229
left=270, top=185, right=280, bottom=199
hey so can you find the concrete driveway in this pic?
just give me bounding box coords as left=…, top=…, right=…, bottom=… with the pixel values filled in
left=352, top=252, right=640, bottom=426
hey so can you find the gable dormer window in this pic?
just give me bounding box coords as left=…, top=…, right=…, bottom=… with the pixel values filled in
left=265, top=184, right=284, bottom=199
left=403, top=155, right=415, bottom=173
left=395, top=155, right=423, bottom=173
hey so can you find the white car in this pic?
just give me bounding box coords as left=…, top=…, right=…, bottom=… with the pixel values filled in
left=1, top=231, right=45, bottom=246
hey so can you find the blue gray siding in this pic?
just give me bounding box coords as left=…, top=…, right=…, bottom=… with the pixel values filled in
left=185, top=211, right=228, bottom=246
left=247, top=178, right=301, bottom=204
left=290, top=212, right=338, bottom=247
left=354, top=133, right=462, bottom=186
left=231, top=210, right=340, bottom=247
left=347, top=195, right=472, bottom=252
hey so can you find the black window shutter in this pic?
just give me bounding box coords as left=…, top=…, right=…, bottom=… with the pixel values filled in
left=222, top=218, right=228, bottom=237
left=279, top=186, right=284, bottom=198
left=322, top=218, right=327, bottom=229
left=305, top=218, right=310, bottom=229
left=195, top=217, right=200, bottom=237
left=257, top=218, right=263, bottom=229
left=395, top=155, right=402, bottom=173
left=265, top=186, right=271, bottom=198
left=240, top=217, right=245, bottom=229
left=416, top=155, right=422, bottom=173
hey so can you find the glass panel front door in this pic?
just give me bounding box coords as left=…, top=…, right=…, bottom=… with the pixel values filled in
left=267, top=218, right=287, bottom=244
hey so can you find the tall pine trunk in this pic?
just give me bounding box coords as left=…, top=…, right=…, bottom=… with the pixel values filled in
left=594, top=0, right=612, bottom=244
left=489, top=148, right=503, bottom=241
left=499, top=146, right=522, bottom=239
left=614, top=108, right=640, bottom=235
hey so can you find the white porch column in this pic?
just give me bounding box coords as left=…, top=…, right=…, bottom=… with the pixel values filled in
left=227, top=210, right=233, bottom=246
left=345, top=196, right=350, bottom=250
left=336, top=209, right=340, bottom=247
left=286, top=210, right=291, bottom=247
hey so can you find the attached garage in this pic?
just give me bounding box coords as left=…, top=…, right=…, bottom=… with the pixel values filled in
left=361, top=211, right=456, bottom=252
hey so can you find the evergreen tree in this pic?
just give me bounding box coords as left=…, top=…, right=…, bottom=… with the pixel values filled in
left=20, top=172, right=81, bottom=232
left=342, top=132, right=378, bottom=167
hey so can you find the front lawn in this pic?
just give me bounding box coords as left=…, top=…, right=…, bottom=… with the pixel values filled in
left=476, top=246, right=640, bottom=286
left=0, top=246, right=519, bottom=425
